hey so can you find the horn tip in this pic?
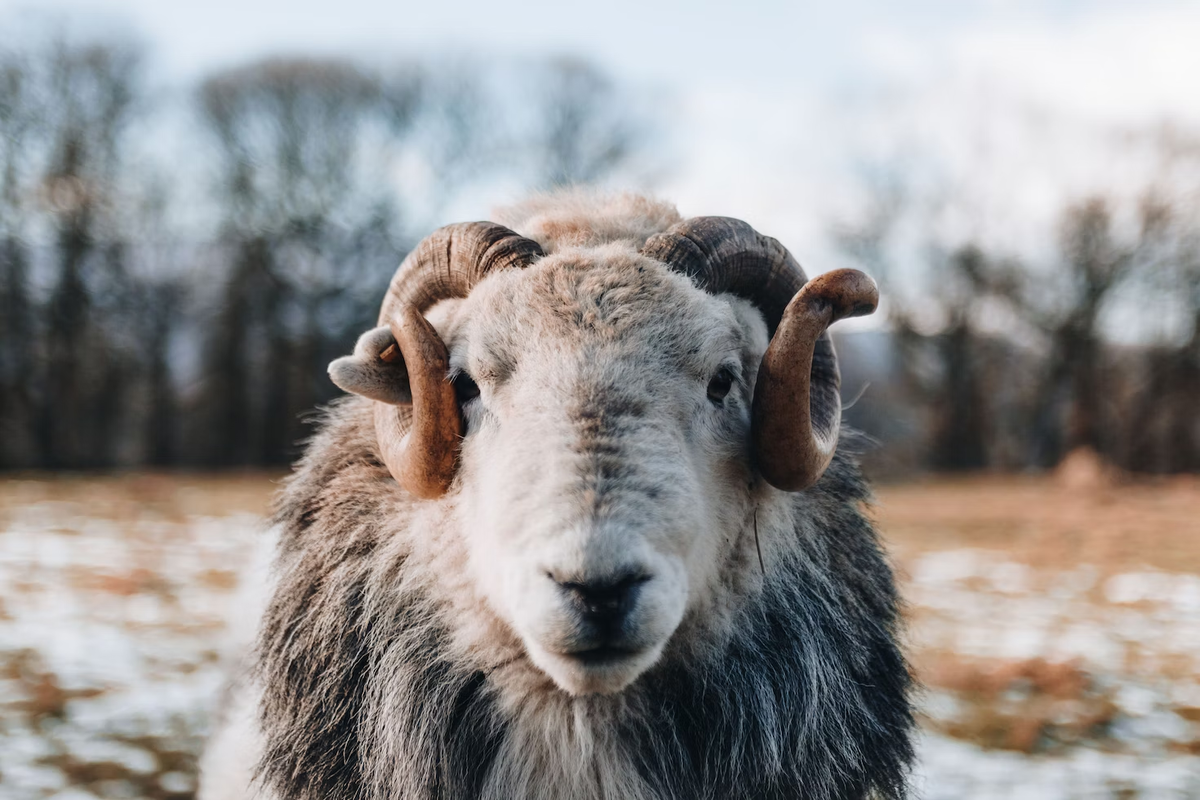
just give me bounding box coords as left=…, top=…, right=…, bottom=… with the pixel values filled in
left=801, top=268, right=879, bottom=322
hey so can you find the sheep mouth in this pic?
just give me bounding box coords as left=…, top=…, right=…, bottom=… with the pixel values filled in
left=561, top=645, right=641, bottom=666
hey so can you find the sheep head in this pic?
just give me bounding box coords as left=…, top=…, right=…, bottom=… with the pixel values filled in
left=328, top=217, right=876, bottom=695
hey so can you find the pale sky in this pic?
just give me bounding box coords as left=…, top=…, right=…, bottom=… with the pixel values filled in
left=5, top=0, right=1199, bottom=292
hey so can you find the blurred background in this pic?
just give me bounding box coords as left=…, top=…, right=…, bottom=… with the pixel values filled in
left=0, top=1, right=1198, bottom=798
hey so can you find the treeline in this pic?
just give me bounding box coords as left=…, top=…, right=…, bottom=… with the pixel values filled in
left=2, top=24, right=1196, bottom=476
left=0, top=24, right=645, bottom=468
left=838, top=150, right=1200, bottom=476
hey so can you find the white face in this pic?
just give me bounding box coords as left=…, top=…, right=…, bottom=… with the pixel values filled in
left=437, top=246, right=769, bottom=695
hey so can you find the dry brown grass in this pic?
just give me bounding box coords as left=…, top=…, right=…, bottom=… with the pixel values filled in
left=916, top=652, right=1122, bottom=754
left=873, top=474, right=1200, bottom=575
left=0, top=471, right=285, bottom=524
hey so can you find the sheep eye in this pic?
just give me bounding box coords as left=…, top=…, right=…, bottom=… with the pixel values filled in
left=452, top=372, right=480, bottom=404
left=707, top=367, right=735, bottom=404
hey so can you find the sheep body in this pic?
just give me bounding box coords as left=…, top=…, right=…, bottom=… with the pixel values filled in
left=200, top=191, right=914, bottom=800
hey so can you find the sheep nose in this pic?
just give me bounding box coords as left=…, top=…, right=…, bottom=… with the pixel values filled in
left=556, top=573, right=649, bottom=634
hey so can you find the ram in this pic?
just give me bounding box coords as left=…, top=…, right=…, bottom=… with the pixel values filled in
left=199, top=192, right=915, bottom=800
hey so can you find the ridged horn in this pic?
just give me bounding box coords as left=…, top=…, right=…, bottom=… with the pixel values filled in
left=642, top=217, right=878, bottom=491
left=379, top=221, right=546, bottom=325
left=334, top=222, right=543, bottom=498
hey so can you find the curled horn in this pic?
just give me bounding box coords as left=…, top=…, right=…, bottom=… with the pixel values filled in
left=642, top=218, right=878, bottom=491
left=378, top=222, right=546, bottom=325
left=330, top=222, right=543, bottom=498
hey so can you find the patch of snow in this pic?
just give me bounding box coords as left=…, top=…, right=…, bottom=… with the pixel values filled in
left=914, top=731, right=1200, bottom=799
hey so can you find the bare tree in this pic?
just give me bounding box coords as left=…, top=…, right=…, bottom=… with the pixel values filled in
left=837, top=183, right=1005, bottom=471
left=193, top=57, right=408, bottom=465
left=527, top=57, right=641, bottom=188
left=0, top=46, right=38, bottom=467
left=24, top=33, right=142, bottom=468
left=1120, top=187, right=1200, bottom=473
left=1026, top=200, right=1135, bottom=462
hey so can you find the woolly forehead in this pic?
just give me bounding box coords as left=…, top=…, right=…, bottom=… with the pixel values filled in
left=435, top=245, right=767, bottom=381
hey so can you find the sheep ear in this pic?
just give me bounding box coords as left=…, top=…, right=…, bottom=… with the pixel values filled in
left=328, top=326, right=412, bottom=405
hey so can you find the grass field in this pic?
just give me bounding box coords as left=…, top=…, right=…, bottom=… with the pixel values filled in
left=1, top=471, right=1198, bottom=798
left=878, top=473, right=1200, bottom=797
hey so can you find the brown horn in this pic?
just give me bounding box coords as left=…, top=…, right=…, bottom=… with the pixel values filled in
left=753, top=269, right=878, bottom=490
left=367, top=222, right=543, bottom=497
left=642, top=218, right=877, bottom=491
left=380, top=221, right=545, bottom=324
left=642, top=217, right=804, bottom=334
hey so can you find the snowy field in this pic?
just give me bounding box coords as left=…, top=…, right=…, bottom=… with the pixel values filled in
left=1, top=474, right=1198, bottom=799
